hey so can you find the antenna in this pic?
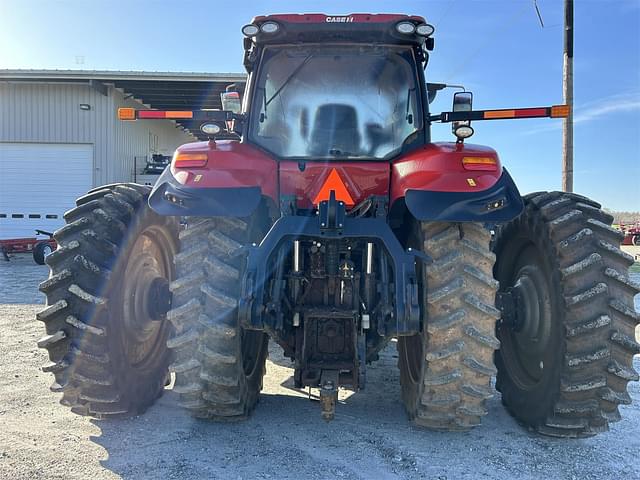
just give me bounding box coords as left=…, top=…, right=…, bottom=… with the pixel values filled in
left=533, top=0, right=545, bottom=28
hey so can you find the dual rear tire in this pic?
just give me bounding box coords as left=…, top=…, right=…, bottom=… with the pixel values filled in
left=493, top=192, right=640, bottom=437
left=398, top=221, right=500, bottom=430
left=37, top=184, right=177, bottom=416
left=37, top=184, right=268, bottom=419
left=399, top=192, right=639, bottom=436
left=166, top=216, right=269, bottom=419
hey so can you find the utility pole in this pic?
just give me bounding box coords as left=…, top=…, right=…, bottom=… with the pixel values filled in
left=562, top=0, right=574, bottom=192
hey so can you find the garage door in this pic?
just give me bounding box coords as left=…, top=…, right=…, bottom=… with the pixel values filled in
left=0, top=143, right=93, bottom=240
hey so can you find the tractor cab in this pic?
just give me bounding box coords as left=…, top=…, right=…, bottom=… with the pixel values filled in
left=234, top=14, right=435, bottom=160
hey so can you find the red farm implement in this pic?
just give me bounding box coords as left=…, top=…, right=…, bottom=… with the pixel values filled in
left=1, top=230, right=56, bottom=264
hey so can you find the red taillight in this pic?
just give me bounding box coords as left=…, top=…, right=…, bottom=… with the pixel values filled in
left=173, top=152, right=208, bottom=168
left=513, top=107, right=548, bottom=118
left=462, top=156, right=498, bottom=171
left=138, top=110, right=193, bottom=119
left=483, top=108, right=548, bottom=119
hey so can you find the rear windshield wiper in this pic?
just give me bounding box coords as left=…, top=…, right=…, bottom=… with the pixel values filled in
left=265, top=55, right=313, bottom=108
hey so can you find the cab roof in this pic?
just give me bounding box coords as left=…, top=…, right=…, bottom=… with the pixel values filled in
left=246, top=13, right=431, bottom=46
left=252, top=13, right=426, bottom=24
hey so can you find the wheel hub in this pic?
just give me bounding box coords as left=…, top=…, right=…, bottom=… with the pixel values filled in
left=146, top=277, right=172, bottom=320
left=498, top=262, right=552, bottom=385
left=120, top=228, right=174, bottom=368
left=512, top=267, right=551, bottom=354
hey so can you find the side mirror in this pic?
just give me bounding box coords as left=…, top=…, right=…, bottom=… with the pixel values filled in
left=453, top=91, right=472, bottom=112
left=220, top=91, right=242, bottom=114
left=220, top=90, right=242, bottom=135
left=452, top=92, right=474, bottom=142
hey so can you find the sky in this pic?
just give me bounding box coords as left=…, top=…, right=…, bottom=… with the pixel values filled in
left=0, top=0, right=639, bottom=211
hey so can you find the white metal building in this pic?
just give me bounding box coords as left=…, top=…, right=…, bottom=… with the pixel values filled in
left=0, top=70, right=244, bottom=240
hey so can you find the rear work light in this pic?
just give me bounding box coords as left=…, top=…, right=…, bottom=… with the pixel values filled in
left=415, top=24, right=435, bottom=36
left=462, top=157, right=498, bottom=171
left=200, top=123, right=221, bottom=136
left=396, top=21, right=416, bottom=34
left=242, top=24, right=259, bottom=36
left=173, top=152, right=208, bottom=169
left=260, top=21, right=280, bottom=34
left=454, top=125, right=474, bottom=140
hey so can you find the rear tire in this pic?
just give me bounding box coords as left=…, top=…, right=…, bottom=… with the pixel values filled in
left=398, top=221, right=500, bottom=430
left=167, top=215, right=269, bottom=419
left=493, top=191, right=640, bottom=437
left=37, top=184, right=178, bottom=416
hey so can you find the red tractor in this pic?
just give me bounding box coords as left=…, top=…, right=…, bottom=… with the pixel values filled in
left=37, top=14, right=639, bottom=437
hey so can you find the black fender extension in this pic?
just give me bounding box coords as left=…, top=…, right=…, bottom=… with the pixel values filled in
left=403, top=168, right=524, bottom=223
left=148, top=167, right=262, bottom=217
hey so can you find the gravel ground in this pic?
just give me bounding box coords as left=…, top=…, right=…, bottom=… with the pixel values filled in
left=1, top=254, right=639, bottom=479
left=0, top=254, right=47, bottom=304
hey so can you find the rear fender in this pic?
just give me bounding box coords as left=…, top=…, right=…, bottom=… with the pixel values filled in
left=390, top=142, right=523, bottom=223
left=149, top=140, right=278, bottom=217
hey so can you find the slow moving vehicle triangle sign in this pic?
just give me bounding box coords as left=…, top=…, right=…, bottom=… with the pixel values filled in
left=312, top=168, right=355, bottom=206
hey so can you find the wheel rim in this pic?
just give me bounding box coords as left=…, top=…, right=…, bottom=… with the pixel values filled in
left=43, top=244, right=52, bottom=256
left=236, top=218, right=268, bottom=381
left=400, top=334, right=424, bottom=387
left=399, top=225, right=427, bottom=393
left=241, top=329, right=266, bottom=378
left=499, top=247, right=553, bottom=389
left=119, top=225, right=174, bottom=370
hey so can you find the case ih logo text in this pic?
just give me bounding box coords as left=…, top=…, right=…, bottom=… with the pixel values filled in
left=326, top=16, right=354, bottom=23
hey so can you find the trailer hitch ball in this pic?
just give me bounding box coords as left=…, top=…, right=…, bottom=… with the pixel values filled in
left=320, top=382, right=337, bottom=422
left=319, top=370, right=339, bottom=421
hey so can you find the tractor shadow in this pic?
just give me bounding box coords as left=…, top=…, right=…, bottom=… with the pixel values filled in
left=88, top=342, right=422, bottom=477
left=86, top=343, right=633, bottom=479
left=91, top=344, right=510, bottom=478
left=89, top=376, right=419, bottom=478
